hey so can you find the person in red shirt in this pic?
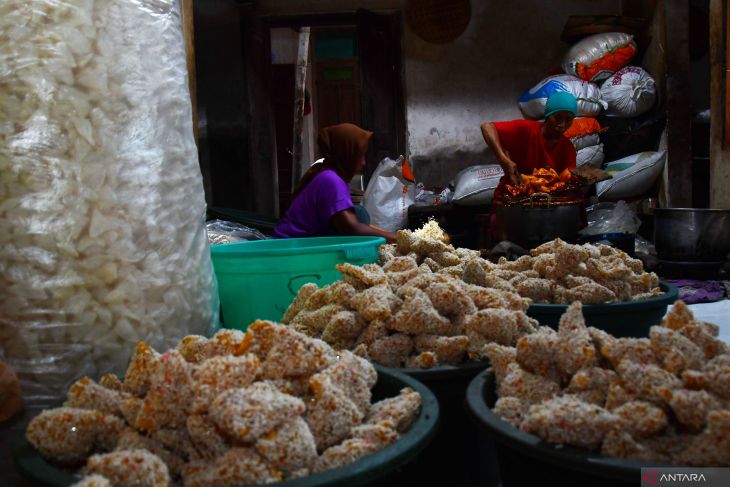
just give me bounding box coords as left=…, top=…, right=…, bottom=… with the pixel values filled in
left=480, top=91, right=578, bottom=198
left=480, top=91, right=579, bottom=244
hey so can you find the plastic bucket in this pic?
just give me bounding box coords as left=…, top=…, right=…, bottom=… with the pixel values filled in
left=210, top=236, right=385, bottom=330
left=527, top=281, right=678, bottom=337
left=14, top=366, right=439, bottom=487
left=465, top=369, right=666, bottom=487
left=387, top=361, right=498, bottom=487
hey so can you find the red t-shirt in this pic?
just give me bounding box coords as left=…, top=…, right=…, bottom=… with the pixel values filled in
left=492, top=120, right=576, bottom=199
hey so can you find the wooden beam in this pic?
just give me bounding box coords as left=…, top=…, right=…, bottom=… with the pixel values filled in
left=292, top=27, right=310, bottom=191
left=709, top=0, right=730, bottom=208
left=181, top=0, right=198, bottom=144
left=664, top=0, right=693, bottom=207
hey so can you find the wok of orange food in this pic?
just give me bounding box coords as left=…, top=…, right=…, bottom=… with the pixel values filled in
left=505, top=167, right=581, bottom=199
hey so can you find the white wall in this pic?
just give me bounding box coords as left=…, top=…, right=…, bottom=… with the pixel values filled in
left=404, top=0, right=620, bottom=185
left=259, top=0, right=621, bottom=186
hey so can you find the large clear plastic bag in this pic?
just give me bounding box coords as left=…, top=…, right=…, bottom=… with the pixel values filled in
left=206, top=219, right=269, bottom=245
left=580, top=201, right=642, bottom=235
left=0, top=0, right=218, bottom=406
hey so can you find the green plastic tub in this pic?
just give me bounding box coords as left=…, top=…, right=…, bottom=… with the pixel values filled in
left=14, top=366, right=439, bottom=487
left=527, top=281, right=679, bottom=337
left=210, top=236, right=385, bottom=330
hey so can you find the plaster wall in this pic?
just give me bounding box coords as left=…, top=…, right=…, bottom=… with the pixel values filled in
left=259, top=0, right=622, bottom=186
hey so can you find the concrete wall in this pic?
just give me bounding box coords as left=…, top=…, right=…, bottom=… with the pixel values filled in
left=258, top=0, right=621, bottom=186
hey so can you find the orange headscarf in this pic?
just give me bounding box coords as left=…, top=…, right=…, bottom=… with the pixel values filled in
left=293, top=123, right=373, bottom=197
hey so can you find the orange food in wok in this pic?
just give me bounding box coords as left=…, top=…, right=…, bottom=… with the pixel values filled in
left=506, top=167, right=579, bottom=199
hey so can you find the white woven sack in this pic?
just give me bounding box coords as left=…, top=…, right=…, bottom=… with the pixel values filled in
left=576, top=144, right=605, bottom=168
left=563, top=32, right=637, bottom=82
left=518, top=75, right=605, bottom=120
left=452, top=164, right=504, bottom=205
left=600, top=66, right=657, bottom=117
left=571, top=133, right=601, bottom=151
left=596, top=151, right=666, bottom=200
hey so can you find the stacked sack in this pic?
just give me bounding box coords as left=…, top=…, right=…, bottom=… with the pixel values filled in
left=517, top=32, right=664, bottom=202
left=564, top=118, right=605, bottom=169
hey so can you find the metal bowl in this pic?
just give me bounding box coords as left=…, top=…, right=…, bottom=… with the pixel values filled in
left=654, top=208, right=730, bottom=261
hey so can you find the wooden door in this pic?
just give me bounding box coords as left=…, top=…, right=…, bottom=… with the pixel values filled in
left=357, top=9, right=406, bottom=181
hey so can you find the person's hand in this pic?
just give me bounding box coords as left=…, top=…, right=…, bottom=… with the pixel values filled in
left=503, top=160, right=521, bottom=185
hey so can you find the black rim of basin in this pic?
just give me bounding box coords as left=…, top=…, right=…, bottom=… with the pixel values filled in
left=464, top=369, right=676, bottom=483
left=528, top=280, right=679, bottom=315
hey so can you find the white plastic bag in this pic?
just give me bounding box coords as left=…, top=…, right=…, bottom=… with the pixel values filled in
left=363, top=156, right=416, bottom=232
left=580, top=201, right=642, bottom=235
left=563, top=32, right=637, bottom=82
left=518, top=75, right=606, bottom=119
left=600, top=66, right=657, bottom=118
left=0, top=0, right=218, bottom=406
left=576, top=143, right=605, bottom=168
left=452, top=164, right=504, bottom=205
left=596, top=151, right=667, bottom=200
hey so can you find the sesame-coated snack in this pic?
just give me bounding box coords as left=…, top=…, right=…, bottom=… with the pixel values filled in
left=175, top=335, right=210, bottom=364
left=238, top=320, right=285, bottom=359
left=674, top=410, right=730, bottom=466
left=405, top=352, right=439, bottom=369
left=349, top=285, right=401, bottom=322
left=668, top=388, right=725, bottom=432
left=601, top=430, right=667, bottom=463
left=422, top=281, right=477, bottom=318
left=464, top=308, right=534, bottom=349
left=612, top=401, right=668, bottom=439
left=114, top=429, right=185, bottom=477
left=99, top=374, right=123, bottom=392
left=515, top=327, right=558, bottom=379
left=565, top=367, right=617, bottom=407
left=349, top=420, right=399, bottom=448
left=203, top=329, right=246, bottom=358
left=186, top=414, right=228, bottom=461
left=86, top=449, right=171, bottom=487
left=260, top=331, right=336, bottom=380
left=281, top=283, right=318, bottom=324
left=135, top=350, right=193, bottom=432
left=65, top=377, right=123, bottom=416
left=315, top=351, right=377, bottom=416
left=413, top=334, right=470, bottom=365
left=678, top=323, right=728, bottom=360
left=522, top=395, right=619, bottom=449
left=649, top=327, right=704, bottom=375
left=366, top=334, right=414, bottom=368
left=123, top=341, right=160, bottom=397
left=499, top=363, right=560, bottom=406
left=320, top=311, right=366, bottom=351
left=312, top=438, right=381, bottom=473
left=336, top=263, right=387, bottom=289
left=482, top=343, right=517, bottom=384
left=182, top=448, right=281, bottom=487
left=118, top=394, right=142, bottom=426
left=209, top=382, right=305, bottom=443
left=515, top=278, right=553, bottom=303
left=290, top=304, right=347, bottom=336
left=365, top=387, right=421, bottom=433
left=616, top=360, right=682, bottom=407
left=493, top=397, right=526, bottom=427
left=305, top=374, right=364, bottom=451
left=604, top=382, right=637, bottom=411
left=26, top=408, right=121, bottom=465
left=191, top=354, right=260, bottom=413
left=254, top=417, right=317, bottom=472
left=555, top=323, right=597, bottom=382
left=391, top=288, right=453, bottom=336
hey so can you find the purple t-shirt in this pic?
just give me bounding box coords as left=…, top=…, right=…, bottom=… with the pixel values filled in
left=273, top=169, right=353, bottom=238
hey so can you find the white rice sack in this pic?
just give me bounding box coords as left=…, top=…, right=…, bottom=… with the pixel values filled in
left=596, top=151, right=667, bottom=201
left=518, top=75, right=605, bottom=120
left=576, top=144, right=605, bottom=169
left=571, top=133, right=601, bottom=151
left=562, top=32, right=637, bottom=82
left=0, top=0, right=218, bottom=406
left=600, top=66, right=657, bottom=118
left=452, top=165, right=504, bottom=205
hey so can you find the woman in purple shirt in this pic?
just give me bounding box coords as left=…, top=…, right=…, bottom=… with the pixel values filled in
left=273, top=123, right=396, bottom=242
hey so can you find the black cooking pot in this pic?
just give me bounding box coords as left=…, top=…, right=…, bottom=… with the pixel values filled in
left=495, top=193, right=583, bottom=249
left=654, top=208, right=730, bottom=261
